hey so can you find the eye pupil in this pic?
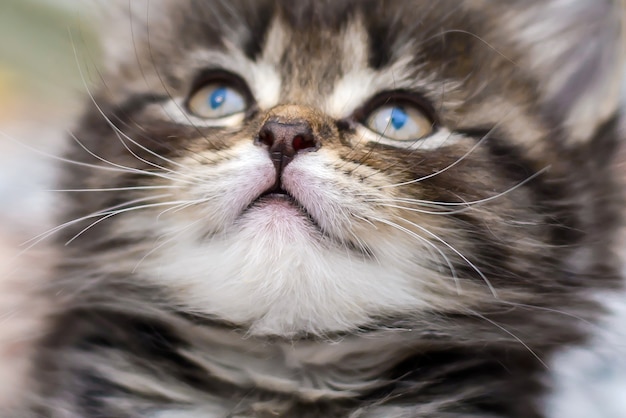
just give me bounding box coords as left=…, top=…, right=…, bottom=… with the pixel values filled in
left=390, top=107, right=408, bottom=130
left=209, top=87, right=227, bottom=109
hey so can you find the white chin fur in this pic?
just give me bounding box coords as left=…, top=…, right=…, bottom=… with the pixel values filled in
left=139, top=215, right=443, bottom=337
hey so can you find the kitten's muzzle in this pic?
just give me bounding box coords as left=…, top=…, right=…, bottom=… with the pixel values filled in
left=250, top=119, right=321, bottom=225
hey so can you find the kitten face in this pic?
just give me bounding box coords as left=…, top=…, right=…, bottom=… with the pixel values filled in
left=61, top=0, right=624, bottom=338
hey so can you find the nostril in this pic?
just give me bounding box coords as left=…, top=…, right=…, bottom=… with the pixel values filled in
left=292, top=134, right=317, bottom=152
left=258, top=127, right=275, bottom=147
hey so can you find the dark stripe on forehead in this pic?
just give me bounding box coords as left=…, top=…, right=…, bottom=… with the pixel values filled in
left=365, top=18, right=395, bottom=70
left=277, top=0, right=361, bottom=30
left=238, top=1, right=275, bottom=60
left=176, top=0, right=276, bottom=60
left=362, top=1, right=415, bottom=70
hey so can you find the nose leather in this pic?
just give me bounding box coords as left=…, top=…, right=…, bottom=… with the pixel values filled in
left=256, top=120, right=320, bottom=174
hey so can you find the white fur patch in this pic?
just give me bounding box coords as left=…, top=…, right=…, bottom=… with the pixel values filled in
left=140, top=210, right=442, bottom=337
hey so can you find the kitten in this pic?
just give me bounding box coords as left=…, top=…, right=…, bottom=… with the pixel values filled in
left=14, top=0, right=626, bottom=417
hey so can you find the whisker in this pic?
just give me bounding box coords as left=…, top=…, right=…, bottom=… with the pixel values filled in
left=346, top=215, right=381, bottom=264
left=359, top=128, right=458, bottom=182
left=407, top=218, right=497, bottom=297
left=369, top=203, right=472, bottom=216
left=0, top=129, right=172, bottom=178
left=46, top=185, right=180, bottom=193
left=466, top=308, right=548, bottom=369
left=69, top=31, right=205, bottom=178
left=334, top=126, right=376, bottom=172
left=380, top=131, right=492, bottom=189
left=499, top=301, right=597, bottom=329
left=64, top=198, right=207, bottom=246
left=115, top=129, right=208, bottom=183
left=367, top=216, right=461, bottom=294
left=20, top=194, right=173, bottom=250
left=66, top=130, right=195, bottom=185
left=366, top=166, right=550, bottom=209
left=155, top=198, right=211, bottom=219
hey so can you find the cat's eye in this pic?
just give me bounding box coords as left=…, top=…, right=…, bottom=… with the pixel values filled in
left=365, top=104, right=434, bottom=141
left=355, top=92, right=436, bottom=143
left=187, top=77, right=249, bottom=120
left=188, top=84, right=247, bottom=119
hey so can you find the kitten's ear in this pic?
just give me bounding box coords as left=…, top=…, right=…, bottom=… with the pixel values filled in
left=510, top=0, right=625, bottom=143
left=84, top=0, right=173, bottom=70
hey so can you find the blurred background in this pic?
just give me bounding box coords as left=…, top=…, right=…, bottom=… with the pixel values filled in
left=0, top=0, right=101, bottom=408
left=0, top=0, right=98, bottom=235
left=0, top=1, right=625, bottom=417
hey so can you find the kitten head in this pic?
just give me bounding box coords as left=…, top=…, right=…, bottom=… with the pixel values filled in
left=60, top=0, right=624, bottom=340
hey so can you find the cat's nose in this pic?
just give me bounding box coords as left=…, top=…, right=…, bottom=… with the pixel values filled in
left=256, top=120, right=320, bottom=172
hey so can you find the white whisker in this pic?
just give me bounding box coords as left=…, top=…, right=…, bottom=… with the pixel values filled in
left=0, top=129, right=171, bottom=178
left=155, top=196, right=215, bottom=219
left=64, top=198, right=210, bottom=246
left=46, top=186, right=180, bottom=193
left=371, top=166, right=550, bottom=206
left=466, top=308, right=548, bottom=369
left=367, top=216, right=461, bottom=294
left=399, top=217, right=498, bottom=298
left=19, top=194, right=174, bottom=252
left=499, top=301, right=597, bottom=329
left=380, top=133, right=490, bottom=189
left=67, top=129, right=195, bottom=185
left=69, top=30, right=208, bottom=181
left=369, top=203, right=472, bottom=216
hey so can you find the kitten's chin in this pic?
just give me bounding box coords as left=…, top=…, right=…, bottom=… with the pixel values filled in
left=140, top=209, right=443, bottom=337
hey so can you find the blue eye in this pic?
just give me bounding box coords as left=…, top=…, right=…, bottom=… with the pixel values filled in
left=365, top=104, right=433, bottom=141
left=390, top=107, right=408, bottom=130
left=188, top=84, right=247, bottom=119
left=209, top=87, right=227, bottom=110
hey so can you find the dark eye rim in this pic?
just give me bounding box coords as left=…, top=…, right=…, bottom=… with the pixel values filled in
left=185, top=69, right=257, bottom=117
left=351, top=90, right=439, bottom=130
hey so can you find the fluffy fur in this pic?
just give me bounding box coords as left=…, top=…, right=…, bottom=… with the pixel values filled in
left=9, top=1, right=626, bottom=417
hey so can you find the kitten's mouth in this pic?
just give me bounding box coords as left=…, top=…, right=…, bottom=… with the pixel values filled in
left=258, top=187, right=291, bottom=200
left=246, top=188, right=323, bottom=229
left=244, top=187, right=372, bottom=257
